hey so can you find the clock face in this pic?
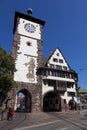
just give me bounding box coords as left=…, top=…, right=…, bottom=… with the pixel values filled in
left=24, top=23, right=36, bottom=33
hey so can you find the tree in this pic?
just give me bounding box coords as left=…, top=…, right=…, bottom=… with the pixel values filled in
left=0, top=46, right=17, bottom=105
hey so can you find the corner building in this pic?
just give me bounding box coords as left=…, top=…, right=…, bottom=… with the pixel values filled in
left=11, top=11, right=78, bottom=112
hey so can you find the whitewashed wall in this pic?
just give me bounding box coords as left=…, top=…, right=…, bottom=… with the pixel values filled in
left=14, top=17, right=41, bottom=83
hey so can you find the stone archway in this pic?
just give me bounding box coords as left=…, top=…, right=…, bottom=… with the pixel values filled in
left=43, top=91, right=61, bottom=112
left=16, top=89, right=32, bottom=112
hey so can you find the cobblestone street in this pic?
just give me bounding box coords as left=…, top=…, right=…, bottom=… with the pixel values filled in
left=0, top=110, right=87, bottom=130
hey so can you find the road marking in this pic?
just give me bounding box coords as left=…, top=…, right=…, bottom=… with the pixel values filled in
left=12, top=119, right=62, bottom=130
left=62, top=118, right=87, bottom=129
left=58, top=128, right=68, bottom=130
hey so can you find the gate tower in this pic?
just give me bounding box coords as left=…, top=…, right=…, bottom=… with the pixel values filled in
left=11, top=9, right=45, bottom=112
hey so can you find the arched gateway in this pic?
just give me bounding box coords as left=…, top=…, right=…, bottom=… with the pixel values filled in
left=16, top=89, right=31, bottom=112
left=43, top=91, right=61, bottom=112
left=11, top=82, right=42, bottom=113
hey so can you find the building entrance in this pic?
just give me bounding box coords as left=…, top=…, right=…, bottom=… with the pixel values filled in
left=68, top=99, right=76, bottom=110
left=43, top=91, right=61, bottom=112
left=16, top=89, right=31, bottom=112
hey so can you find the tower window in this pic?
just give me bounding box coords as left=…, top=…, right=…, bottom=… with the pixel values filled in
left=26, top=42, right=31, bottom=46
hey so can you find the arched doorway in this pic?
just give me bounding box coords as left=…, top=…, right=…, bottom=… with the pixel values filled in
left=43, top=91, right=61, bottom=112
left=16, top=89, right=31, bottom=112
left=68, top=99, right=76, bottom=110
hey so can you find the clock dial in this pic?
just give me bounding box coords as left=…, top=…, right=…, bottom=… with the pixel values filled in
left=24, top=23, right=36, bottom=33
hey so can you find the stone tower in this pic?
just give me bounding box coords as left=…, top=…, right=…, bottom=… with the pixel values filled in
left=11, top=9, right=45, bottom=112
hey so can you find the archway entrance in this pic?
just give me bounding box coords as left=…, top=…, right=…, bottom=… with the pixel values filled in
left=68, top=99, right=76, bottom=110
left=16, top=89, right=31, bottom=112
left=43, top=91, right=61, bottom=112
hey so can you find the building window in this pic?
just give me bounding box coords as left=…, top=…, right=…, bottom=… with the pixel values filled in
left=55, top=72, right=59, bottom=77
left=66, top=73, right=70, bottom=78
left=50, top=64, right=54, bottom=68
left=50, top=71, right=52, bottom=76
left=48, top=70, right=50, bottom=76
left=56, top=53, right=59, bottom=56
left=68, top=92, right=75, bottom=97
left=56, top=65, right=62, bottom=70
left=59, top=59, right=63, bottom=63
left=53, top=71, right=56, bottom=76
left=43, top=70, right=46, bottom=76
left=53, top=58, right=58, bottom=62
left=58, top=81, right=66, bottom=87
left=71, top=74, right=74, bottom=79
left=63, top=66, right=67, bottom=71
left=67, top=82, right=73, bottom=88
left=48, top=80, right=56, bottom=87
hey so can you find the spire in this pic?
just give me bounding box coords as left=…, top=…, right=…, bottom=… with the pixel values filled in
left=27, top=8, right=32, bottom=16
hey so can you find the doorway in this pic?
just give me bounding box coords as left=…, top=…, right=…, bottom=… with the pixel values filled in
left=16, top=89, right=31, bottom=112
left=43, top=91, right=61, bottom=112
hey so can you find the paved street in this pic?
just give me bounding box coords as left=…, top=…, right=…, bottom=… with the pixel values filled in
left=0, top=110, right=87, bottom=130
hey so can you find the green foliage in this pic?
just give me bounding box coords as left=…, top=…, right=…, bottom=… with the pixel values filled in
left=0, top=46, right=17, bottom=102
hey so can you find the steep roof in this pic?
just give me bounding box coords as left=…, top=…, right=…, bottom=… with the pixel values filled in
left=46, top=48, right=70, bottom=68
left=41, top=56, right=48, bottom=66
left=40, top=48, right=77, bottom=75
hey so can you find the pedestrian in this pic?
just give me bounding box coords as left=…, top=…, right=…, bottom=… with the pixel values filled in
left=8, top=107, right=15, bottom=120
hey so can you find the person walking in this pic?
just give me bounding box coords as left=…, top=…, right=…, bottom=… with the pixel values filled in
left=8, top=107, right=15, bottom=120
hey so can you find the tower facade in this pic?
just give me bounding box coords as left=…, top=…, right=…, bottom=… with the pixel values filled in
left=12, top=10, right=45, bottom=112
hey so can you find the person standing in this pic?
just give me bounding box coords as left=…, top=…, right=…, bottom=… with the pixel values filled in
left=8, top=107, right=15, bottom=120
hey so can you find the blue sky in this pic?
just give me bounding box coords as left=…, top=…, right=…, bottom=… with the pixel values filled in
left=0, top=0, right=87, bottom=89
